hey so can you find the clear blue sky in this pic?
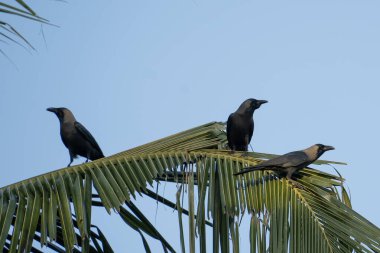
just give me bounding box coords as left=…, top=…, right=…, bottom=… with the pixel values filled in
left=1, top=0, right=380, bottom=252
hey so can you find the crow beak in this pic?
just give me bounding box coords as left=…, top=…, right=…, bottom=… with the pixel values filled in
left=258, top=100, right=268, bottom=105
left=47, top=107, right=57, bottom=114
left=323, top=145, right=335, bottom=151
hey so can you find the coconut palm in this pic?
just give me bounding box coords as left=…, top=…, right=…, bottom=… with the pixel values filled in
left=0, top=121, right=379, bottom=252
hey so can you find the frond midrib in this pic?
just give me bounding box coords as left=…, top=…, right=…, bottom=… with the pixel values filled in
left=292, top=186, right=336, bottom=253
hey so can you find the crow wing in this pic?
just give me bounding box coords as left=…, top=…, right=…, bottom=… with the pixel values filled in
left=74, top=121, right=104, bottom=156
left=234, top=151, right=309, bottom=175
left=258, top=151, right=309, bottom=168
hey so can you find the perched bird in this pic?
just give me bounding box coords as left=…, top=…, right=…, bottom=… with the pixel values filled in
left=234, top=144, right=335, bottom=180
left=227, top=98, right=268, bottom=151
left=47, top=107, right=104, bottom=167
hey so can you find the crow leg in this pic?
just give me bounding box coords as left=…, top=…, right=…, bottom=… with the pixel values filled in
left=241, top=145, right=250, bottom=156
left=287, top=168, right=304, bottom=189
left=286, top=167, right=298, bottom=180
left=68, top=152, right=74, bottom=167
left=84, top=153, right=90, bottom=163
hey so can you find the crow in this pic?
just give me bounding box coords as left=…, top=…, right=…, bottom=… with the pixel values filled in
left=234, top=144, right=335, bottom=180
left=47, top=107, right=104, bottom=167
left=227, top=98, right=268, bottom=151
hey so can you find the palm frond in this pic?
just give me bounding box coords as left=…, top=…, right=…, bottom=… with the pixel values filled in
left=0, top=0, right=49, bottom=52
left=0, top=122, right=377, bottom=252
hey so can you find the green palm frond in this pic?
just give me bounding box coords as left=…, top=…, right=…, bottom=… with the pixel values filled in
left=0, top=122, right=378, bottom=252
left=1, top=0, right=48, bottom=51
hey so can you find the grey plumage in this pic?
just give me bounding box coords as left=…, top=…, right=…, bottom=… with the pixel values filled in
left=227, top=98, right=268, bottom=151
left=234, top=144, right=335, bottom=180
left=47, top=107, right=104, bottom=167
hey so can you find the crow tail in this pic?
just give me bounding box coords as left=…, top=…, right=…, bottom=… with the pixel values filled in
left=234, top=166, right=266, bottom=176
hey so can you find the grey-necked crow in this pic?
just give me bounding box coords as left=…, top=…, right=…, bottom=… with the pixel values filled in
left=235, top=144, right=335, bottom=180
left=47, top=107, right=104, bottom=167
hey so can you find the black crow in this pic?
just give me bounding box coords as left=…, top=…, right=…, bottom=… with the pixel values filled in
left=227, top=98, right=268, bottom=151
left=47, top=107, right=104, bottom=167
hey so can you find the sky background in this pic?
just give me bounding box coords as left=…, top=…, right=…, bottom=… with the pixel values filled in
left=1, top=0, right=380, bottom=252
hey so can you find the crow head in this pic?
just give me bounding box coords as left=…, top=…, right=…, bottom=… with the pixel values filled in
left=47, top=107, right=74, bottom=123
left=238, top=98, right=268, bottom=114
left=315, top=144, right=335, bottom=157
